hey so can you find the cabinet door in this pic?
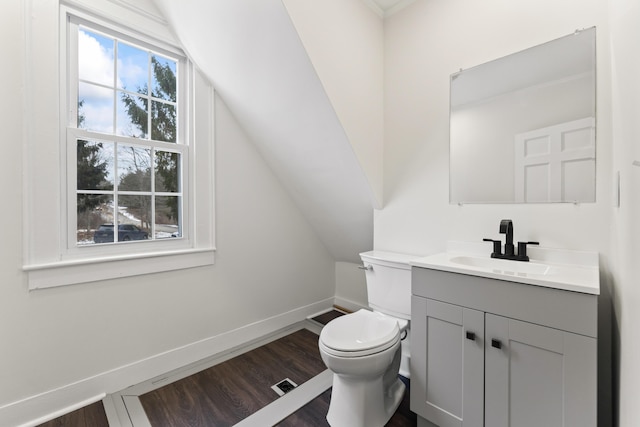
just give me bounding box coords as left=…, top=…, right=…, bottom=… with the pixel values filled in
left=411, top=297, right=484, bottom=427
left=485, top=314, right=597, bottom=427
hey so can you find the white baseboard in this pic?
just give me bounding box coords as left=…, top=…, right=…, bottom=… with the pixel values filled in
left=0, top=298, right=334, bottom=427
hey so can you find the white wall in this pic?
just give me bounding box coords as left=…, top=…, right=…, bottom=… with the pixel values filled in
left=379, top=0, right=616, bottom=424
left=0, top=1, right=335, bottom=424
left=380, top=0, right=611, bottom=256
left=609, top=0, right=640, bottom=425
left=334, top=261, right=368, bottom=311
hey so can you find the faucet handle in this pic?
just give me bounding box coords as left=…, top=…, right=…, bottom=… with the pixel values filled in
left=483, top=238, right=502, bottom=258
left=516, top=241, right=539, bottom=262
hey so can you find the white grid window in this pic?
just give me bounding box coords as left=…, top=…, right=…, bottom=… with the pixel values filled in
left=68, top=19, right=187, bottom=247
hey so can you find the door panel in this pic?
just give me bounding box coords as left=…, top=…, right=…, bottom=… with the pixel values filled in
left=485, top=314, right=597, bottom=427
left=411, top=296, right=483, bottom=427
left=427, top=313, right=463, bottom=417
left=514, top=117, right=595, bottom=202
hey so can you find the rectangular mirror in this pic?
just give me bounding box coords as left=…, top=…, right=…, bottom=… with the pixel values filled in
left=450, top=28, right=596, bottom=204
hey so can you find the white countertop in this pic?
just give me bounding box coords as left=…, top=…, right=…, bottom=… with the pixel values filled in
left=410, top=241, right=600, bottom=295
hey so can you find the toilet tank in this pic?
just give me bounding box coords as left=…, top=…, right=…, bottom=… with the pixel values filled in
left=360, top=251, right=416, bottom=320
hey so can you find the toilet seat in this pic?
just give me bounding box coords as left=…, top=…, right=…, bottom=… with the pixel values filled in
left=320, top=309, right=400, bottom=358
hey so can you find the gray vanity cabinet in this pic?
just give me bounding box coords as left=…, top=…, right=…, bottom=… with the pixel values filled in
left=411, top=297, right=484, bottom=426
left=411, top=267, right=597, bottom=427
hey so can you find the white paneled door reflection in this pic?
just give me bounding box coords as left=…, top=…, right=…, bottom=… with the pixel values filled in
left=514, top=117, right=596, bottom=202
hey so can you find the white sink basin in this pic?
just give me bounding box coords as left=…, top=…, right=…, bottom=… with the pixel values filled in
left=449, top=255, right=551, bottom=276
left=410, top=248, right=599, bottom=295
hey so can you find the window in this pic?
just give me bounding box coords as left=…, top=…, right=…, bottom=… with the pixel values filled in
left=22, top=3, right=215, bottom=289
left=69, top=19, right=185, bottom=247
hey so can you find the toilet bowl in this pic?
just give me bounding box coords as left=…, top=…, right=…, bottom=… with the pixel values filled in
left=319, top=309, right=406, bottom=427
left=319, top=250, right=417, bottom=427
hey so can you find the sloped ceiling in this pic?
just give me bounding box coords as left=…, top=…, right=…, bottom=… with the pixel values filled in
left=152, top=0, right=377, bottom=263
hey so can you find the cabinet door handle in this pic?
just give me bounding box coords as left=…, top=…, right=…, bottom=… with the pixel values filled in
left=491, top=339, right=502, bottom=349
left=466, top=331, right=476, bottom=341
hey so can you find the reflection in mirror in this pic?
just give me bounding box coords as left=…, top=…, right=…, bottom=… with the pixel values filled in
left=450, top=28, right=596, bottom=203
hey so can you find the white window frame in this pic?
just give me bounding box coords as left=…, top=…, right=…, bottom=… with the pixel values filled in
left=22, top=2, right=215, bottom=289
left=65, top=13, right=190, bottom=255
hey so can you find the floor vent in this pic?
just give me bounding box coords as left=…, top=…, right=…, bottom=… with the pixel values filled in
left=271, top=378, right=298, bottom=396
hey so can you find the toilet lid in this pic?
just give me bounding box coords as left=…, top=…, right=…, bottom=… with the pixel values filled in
left=319, top=309, right=400, bottom=353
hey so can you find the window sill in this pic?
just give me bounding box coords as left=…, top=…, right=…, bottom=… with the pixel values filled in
left=23, top=248, right=215, bottom=290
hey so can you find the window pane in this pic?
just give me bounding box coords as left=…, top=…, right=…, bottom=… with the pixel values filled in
left=117, top=145, right=151, bottom=191
left=151, top=101, right=176, bottom=142
left=155, top=196, right=181, bottom=239
left=117, top=42, right=149, bottom=95
left=77, top=195, right=113, bottom=245
left=78, top=82, right=114, bottom=133
left=151, top=55, right=177, bottom=102
left=78, top=28, right=114, bottom=86
left=155, top=151, right=180, bottom=192
left=77, top=140, right=114, bottom=190
left=118, top=195, right=151, bottom=238
left=70, top=24, right=187, bottom=249
left=117, top=93, right=148, bottom=138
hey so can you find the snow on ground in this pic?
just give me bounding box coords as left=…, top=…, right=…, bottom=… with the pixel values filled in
left=77, top=203, right=180, bottom=244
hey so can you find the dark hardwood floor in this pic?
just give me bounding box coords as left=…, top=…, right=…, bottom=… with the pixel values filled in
left=35, top=400, right=109, bottom=427
left=140, top=328, right=327, bottom=426
left=35, top=312, right=417, bottom=427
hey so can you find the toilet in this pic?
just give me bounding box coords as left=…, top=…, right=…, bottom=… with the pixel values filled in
left=318, top=251, right=415, bottom=427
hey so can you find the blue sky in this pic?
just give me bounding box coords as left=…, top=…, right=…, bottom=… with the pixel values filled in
left=77, top=27, right=176, bottom=138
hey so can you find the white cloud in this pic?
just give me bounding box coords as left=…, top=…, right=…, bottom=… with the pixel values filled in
left=118, top=55, right=147, bottom=92
left=77, top=29, right=150, bottom=137
left=81, top=102, right=113, bottom=134
left=78, top=30, right=115, bottom=87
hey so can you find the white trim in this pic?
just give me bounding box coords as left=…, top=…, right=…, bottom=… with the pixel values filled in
left=61, top=0, right=177, bottom=46
left=234, top=370, right=333, bottom=427
left=24, top=248, right=215, bottom=290
left=15, top=394, right=106, bottom=427
left=0, top=299, right=333, bottom=427
left=121, top=396, right=152, bottom=427
left=102, top=395, right=131, bottom=427
left=106, top=0, right=167, bottom=26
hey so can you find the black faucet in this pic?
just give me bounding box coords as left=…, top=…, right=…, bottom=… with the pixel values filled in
left=500, top=219, right=515, bottom=257
left=483, top=219, right=539, bottom=262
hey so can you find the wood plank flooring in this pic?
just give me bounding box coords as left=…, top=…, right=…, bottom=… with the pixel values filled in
left=140, top=328, right=327, bottom=426
left=35, top=400, right=109, bottom=427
